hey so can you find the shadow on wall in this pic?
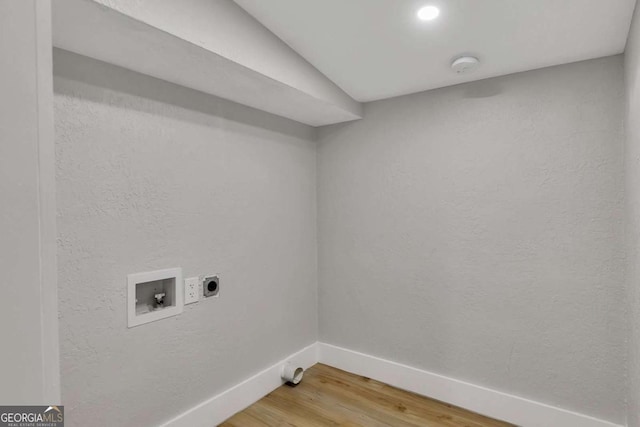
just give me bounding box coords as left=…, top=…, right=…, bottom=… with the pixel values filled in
left=462, top=81, right=504, bottom=99
left=52, top=48, right=312, bottom=140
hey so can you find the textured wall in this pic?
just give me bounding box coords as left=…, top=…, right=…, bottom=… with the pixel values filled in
left=317, top=57, right=626, bottom=423
left=54, top=49, right=317, bottom=427
left=625, top=2, right=640, bottom=425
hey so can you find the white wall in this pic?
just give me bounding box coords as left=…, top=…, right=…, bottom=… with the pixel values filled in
left=625, top=2, right=640, bottom=425
left=92, top=0, right=361, bottom=117
left=52, top=0, right=362, bottom=126
left=53, top=50, right=317, bottom=426
left=0, top=0, right=60, bottom=404
left=317, top=56, right=626, bottom=424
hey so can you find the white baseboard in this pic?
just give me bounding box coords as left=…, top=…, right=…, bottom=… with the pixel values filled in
left=317, top=343, right=623, bottom=427
left=160, top=341, right=623, bottom=427
left=160, top=343, right=318, bottom=427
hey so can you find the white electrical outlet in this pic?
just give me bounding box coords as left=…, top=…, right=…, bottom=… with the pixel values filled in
left=184, top=277, right=200, bottom=305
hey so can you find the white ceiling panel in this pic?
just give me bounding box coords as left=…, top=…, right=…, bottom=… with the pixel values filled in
left=235, top=0, right=637, bottom=101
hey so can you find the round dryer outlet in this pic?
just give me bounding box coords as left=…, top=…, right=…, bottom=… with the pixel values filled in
left=203, top=275, right=220, bottom=298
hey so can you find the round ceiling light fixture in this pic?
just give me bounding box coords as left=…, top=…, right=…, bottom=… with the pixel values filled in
left=417, top=5, right=440, bottom=21
left=451, top=56, right=480, bottom=74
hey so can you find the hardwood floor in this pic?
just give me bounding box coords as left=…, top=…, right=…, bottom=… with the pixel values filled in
left=220, top=364, right=515, bottom=427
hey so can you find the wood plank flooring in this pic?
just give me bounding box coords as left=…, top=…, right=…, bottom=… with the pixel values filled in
left=220, top=364, right=515, bottom=427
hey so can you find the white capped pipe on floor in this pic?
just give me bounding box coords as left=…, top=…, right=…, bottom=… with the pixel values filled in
left=281, top=362, right=304, bottom=385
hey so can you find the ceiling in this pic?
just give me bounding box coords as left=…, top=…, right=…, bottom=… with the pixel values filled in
left=234, top=0, right=637, bottom=102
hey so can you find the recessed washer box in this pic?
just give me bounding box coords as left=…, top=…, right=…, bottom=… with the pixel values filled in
left=127, top=267, right=183, bottom=328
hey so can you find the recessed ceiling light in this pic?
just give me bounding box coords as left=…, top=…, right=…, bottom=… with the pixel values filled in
left=417, top=5, right=440, bottom=21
